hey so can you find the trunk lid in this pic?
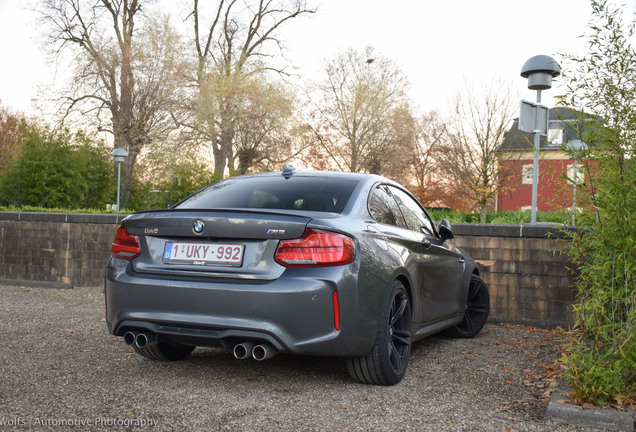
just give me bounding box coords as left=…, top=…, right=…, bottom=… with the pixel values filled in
left=124, top=209, right=311, bottom=281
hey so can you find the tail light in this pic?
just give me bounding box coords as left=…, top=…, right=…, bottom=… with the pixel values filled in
left=274, top=228, right=356, bottom=267
left=111, top=224, right=140, bottom=260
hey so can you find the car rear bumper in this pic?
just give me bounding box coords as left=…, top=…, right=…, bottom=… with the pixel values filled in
left=105, top=259, right=377, bottom=357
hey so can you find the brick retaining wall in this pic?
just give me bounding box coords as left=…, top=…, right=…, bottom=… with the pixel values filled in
left=451, top=224, right=576, bottom=327
left=0, top=213, right=125, bottom=289
left=0, top=212, right=577, bottom=327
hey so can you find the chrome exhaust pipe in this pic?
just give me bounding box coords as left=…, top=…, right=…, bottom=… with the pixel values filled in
left=123, top=331, right=137, bottom=346
left=252, top=343, right=277, bottom=361
left=233, top=342, right=255, bottom=360
left=134, top=332, right=156, bottom=348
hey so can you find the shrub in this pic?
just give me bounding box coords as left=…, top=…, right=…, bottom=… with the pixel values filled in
left=127, top=153, right=217, bottom=211
left=0, top=127, right=114, bottom=209
left=560, top=0, right=636, bottom=405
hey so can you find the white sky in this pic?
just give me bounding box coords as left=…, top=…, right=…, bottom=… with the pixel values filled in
left=0, top=0, right=630, bottom=119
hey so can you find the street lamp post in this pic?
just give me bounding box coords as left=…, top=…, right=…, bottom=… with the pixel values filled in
left=111, top=148, right=128, bottom=212
left=520, top=55, right=561, bottom=224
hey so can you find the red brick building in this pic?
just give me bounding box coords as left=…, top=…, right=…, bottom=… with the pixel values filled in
left=496, top=107, right=592, bottom=212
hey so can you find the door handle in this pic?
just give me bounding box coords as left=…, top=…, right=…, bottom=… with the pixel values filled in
left=421, top=238, right=432, bottom=249
left=459, top=257, right=465, bottom=263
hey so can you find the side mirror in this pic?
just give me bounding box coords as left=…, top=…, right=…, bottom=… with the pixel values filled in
left=438, top=219, right=454, bottom=241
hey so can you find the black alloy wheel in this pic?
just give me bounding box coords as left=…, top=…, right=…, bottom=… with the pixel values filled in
left=346, top=281, right=412, bottom=385
left=387, top=287, right=411, bottom=375
left=445, top=274, right=490, bottom=338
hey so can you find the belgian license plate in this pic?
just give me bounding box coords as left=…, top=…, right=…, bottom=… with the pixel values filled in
left=163, top=242, right=244, bottom=266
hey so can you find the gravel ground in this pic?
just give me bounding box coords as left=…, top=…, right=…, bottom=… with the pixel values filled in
left=0, top=284, right=613, bottom=431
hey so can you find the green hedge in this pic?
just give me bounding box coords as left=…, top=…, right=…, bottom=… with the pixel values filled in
left=426, top=209, right=595, bottom=226
left=0, top=205, right=593, bottom=226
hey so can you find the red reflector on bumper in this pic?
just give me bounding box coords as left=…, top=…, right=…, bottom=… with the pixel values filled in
left=332, top=290, right=340, bottom=331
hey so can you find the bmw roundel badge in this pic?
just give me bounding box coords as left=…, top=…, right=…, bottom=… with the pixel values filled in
left=193, top=219, right=205, bottom=234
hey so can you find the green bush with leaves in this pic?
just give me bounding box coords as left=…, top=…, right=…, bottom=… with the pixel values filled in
left=0, top=127, right=114, bottom=209
left=425, top=208, right=591, bottom=226
left=127, top=152, right=217, bottom=211
left=560, top=0, right=636, bottom=405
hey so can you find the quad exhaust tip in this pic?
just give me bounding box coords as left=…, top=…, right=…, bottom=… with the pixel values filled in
left=123, top=331, right=137, bottom=346
left=125, top=334, right=277, bottom=359
left=233, top=342, right=255, bottom=360
left=252, top=343, right=277, bottom=361
left=233, top=342, right=278, bottom=361
left=123, top=331, right=156, bottom=348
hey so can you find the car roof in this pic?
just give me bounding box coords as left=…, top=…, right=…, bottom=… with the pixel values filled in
left=238, top=170, right=366, bottom=181
left=228, top=170, right=410, bottom=197
left=239, top=170, right=405, bottom=186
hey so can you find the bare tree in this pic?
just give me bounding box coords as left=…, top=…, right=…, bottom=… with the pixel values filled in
left=437, top=78, right=517, bottom=222
left=409, top=111, right=447, bottom=206
left=231, top=78, right=302, bottom=173
left=308, top=46, right=415, bottom=176
left=184, top=0, right=315, bottom=178
left=37, top=1, right=187, bottom=206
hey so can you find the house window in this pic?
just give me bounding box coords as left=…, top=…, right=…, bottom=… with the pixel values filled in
left=548, top=128, right=563, bottom=145
left=568, top=164, right=584, bottom=184
left=522, top=164, right=533, bottom=185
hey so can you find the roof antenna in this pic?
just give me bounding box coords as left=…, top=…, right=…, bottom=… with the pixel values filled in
left=281, top=164, right=296, bottom=179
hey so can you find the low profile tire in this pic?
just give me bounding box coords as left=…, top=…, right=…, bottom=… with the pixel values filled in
left=346, top=281, right=412, bottom=385
left=444, top=274, right=490, bottom=338
left=133, top=342, right=195, bottom=361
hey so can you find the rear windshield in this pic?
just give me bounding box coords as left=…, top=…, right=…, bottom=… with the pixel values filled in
left=176, top=175, right=358, bottom=213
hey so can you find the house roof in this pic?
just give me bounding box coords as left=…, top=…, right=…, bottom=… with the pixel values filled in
left=498, top=106, right=591, bottom=152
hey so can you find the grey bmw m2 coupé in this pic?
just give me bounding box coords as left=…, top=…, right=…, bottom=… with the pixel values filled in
left=105, top=168, right=489, bottom=385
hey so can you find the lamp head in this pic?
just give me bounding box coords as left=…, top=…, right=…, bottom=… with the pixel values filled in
left=521, top=55, right=561, bottom=90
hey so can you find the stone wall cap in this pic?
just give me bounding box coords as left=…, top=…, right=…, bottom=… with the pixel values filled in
left=452, top=222, right=580, bottom=239
left=0, top=211, right=128, bottom=224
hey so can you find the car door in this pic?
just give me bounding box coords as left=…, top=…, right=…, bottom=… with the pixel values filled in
left=386, top=186, right=464, bottom=324
left=366, top=184, right=424, bottom=282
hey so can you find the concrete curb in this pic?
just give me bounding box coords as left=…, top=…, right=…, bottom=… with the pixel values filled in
left=545, top=383, right=635, bottom=431
left=0, top=279, right=73, bottom=289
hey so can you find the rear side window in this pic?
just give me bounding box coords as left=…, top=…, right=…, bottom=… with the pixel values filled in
left=388, top=186, right=435, bottom=235
left=177, top=176, right=357, bottom=213
left=368, top=185, right=407, bottom=228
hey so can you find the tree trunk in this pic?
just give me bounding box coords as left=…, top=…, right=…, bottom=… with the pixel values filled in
left=115, top=137, right=141, bottom=210
left=216, top=106, right=234, bottom=178
left=480, top=203, right=488, bottom=224
left=350, top=140, right=358, bottom=172
left=212, top=139, right=224, bottom=179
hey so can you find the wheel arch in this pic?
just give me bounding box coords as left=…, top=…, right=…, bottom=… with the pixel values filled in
left=394, top=274, right=413, bottom=315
